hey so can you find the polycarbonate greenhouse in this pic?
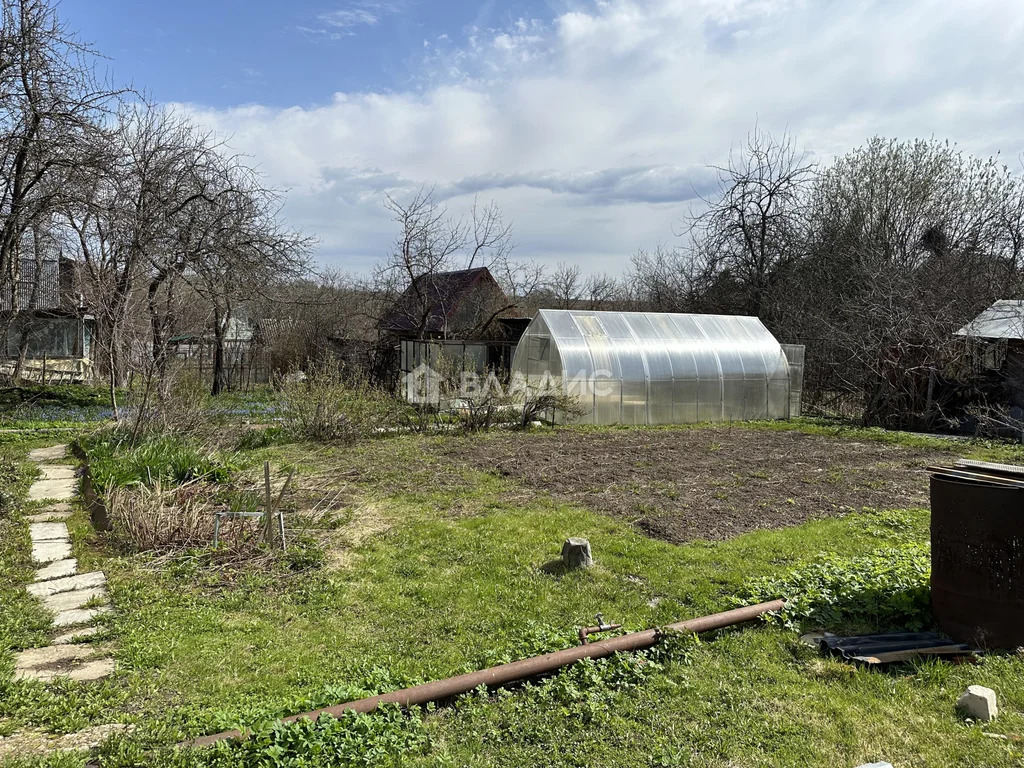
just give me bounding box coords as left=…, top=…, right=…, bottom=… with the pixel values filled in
left=510, top=309, right=799, bottom=425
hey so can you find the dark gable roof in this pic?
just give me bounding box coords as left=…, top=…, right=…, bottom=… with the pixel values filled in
left=0, top=257, right=64, bottom=312
left=380, top=267, right=508, bottom=334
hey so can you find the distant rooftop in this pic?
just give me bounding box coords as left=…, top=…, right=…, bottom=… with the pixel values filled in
left=957, top=300, right=1024, bottom=340
left=379, top=266, right=523, bottom=335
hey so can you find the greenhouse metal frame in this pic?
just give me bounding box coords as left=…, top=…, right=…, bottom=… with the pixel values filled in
left=511, top=309, right=796, bottom=425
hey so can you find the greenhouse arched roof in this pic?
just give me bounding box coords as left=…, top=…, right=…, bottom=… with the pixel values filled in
left=510, top=309, right=793, bottom=425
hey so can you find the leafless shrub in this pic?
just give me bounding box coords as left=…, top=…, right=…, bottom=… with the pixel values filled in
left=963, top=404, right=1024, bottom=442
left=278, top=363, right=402, bottom=443
left=452, top=374, right=518, bottom=433
left=106, top=483, right=215, bottom=553
left=123, top=367, right=210, bottom=442
left=519, top=388, right=587, bottom=428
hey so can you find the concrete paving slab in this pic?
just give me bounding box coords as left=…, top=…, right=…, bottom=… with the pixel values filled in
left=26, top=507, right=73, bottom=522
left=34, top=558, right=77, bottom=581
left=27, top=445, right=68, bottom=462
left=27, top=478, right=76, bottom=502
left=41, top=586, right=107, bottom=613
left=31, top=540, right=72, bottom=564
left=52, top=606, right=111, bottom=628
left=15, top=643, right=93, bottom=670
left=27, top=571, right=105, bottom=598
left=28, top=522, right=69, bottom=541
left=53, top=626, right=101, bottom=644
left=39, top=465, right=77, bottom=481
left=63, top=658, right=115, bottom=682
left=15, top=657, right=114, bottom=683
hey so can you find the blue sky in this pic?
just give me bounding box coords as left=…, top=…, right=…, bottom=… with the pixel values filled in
left=64, top=0, right=545, bottom=107
left=58, top=1, right=1024, bottom=275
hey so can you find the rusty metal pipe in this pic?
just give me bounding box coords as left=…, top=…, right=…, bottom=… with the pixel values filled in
left=186, top=599, right=783, bottom=748
left=578, top=622, right=622, bottom=644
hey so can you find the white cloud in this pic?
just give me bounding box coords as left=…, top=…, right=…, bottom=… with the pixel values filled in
left=320, top=8, right=380, bottom=29
left=298, top=2, right=400, bottom=40
left=182, top=0, right=1024, bottom=274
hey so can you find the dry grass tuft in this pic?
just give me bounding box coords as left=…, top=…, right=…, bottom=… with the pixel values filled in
left=106, top=482, right=216, bottom=553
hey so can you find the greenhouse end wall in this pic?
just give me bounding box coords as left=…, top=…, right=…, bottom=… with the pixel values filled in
left=510, top=309, right=795, bottom=426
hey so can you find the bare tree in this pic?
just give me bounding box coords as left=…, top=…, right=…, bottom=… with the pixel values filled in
left=185, top=168, right=311, bottom=395
left=627, top=244, right=714, bottom=312
left=494, top=258, right=545, bottom=305
left=375, top=188, right=516, bottom=340
left=532, top=262, right=621, bottom=311
left=63, top=104, right=233, bottom=406
left=685, top=128, right=815, bottom=322
left=9, top=219, right=57, bottom=381
left=0, top=0, right=114, bottom=311
left=585, top=272, right=620, bottom=310
left=546, top=262, right=584, bottom=309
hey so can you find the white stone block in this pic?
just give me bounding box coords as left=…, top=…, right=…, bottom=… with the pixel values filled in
left=28, top=445, right=68, bottom=462
left=15, top=643, right=93, bottom=670
left=34, top=558, right=77, bottom=581
left=31, top=540, right=72, bottom=564
left=41, top=586, right=107, bottom=614
left=53, top=625, right=100, bottom=644
left=957, top=685, right=998, bottom=722
left=52, top=606, right=112, bottom=628
left=27, top=571, right=105, bottom=598
left=26, top=508, right=73, bottom=523
left=27, top=478, right=76, bottom=502
left=29, top=522, right=70, bottom=541
left=40, top=465, right=77, bottom=481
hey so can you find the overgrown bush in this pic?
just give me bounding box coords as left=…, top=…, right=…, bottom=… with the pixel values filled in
left=962, top=403, right=1024, bottom=442
left=739, top=543, right=932, bottom=633
left=278, top=366, right=402, bottom=444
left=449, top=371, right=520, bottom=433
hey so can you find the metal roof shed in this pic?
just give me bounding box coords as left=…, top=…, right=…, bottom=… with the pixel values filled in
left=956, top=300, right=1024, bottom=340
left=511, top=309, right=794, bottom=425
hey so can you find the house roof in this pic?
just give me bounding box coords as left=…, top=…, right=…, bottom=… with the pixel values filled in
left=956, top=300, right=1024, bottom=340
left=0, top=256, right=69, bottom=312
left=379, top=267, right=518, bottom=334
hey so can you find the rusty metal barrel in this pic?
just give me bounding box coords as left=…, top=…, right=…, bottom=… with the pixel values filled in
left=931, top=472, right=1024, bottom=649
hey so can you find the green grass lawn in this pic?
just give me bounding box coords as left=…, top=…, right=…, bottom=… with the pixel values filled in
left=1, top=420, right=1023, bottom=767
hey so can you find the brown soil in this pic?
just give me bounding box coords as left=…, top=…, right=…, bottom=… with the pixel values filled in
left=444, top=427, right=944, bottom=544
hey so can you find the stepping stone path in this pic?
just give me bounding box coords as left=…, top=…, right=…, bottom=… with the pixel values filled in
left=14, top=444, right=116, bottom=683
